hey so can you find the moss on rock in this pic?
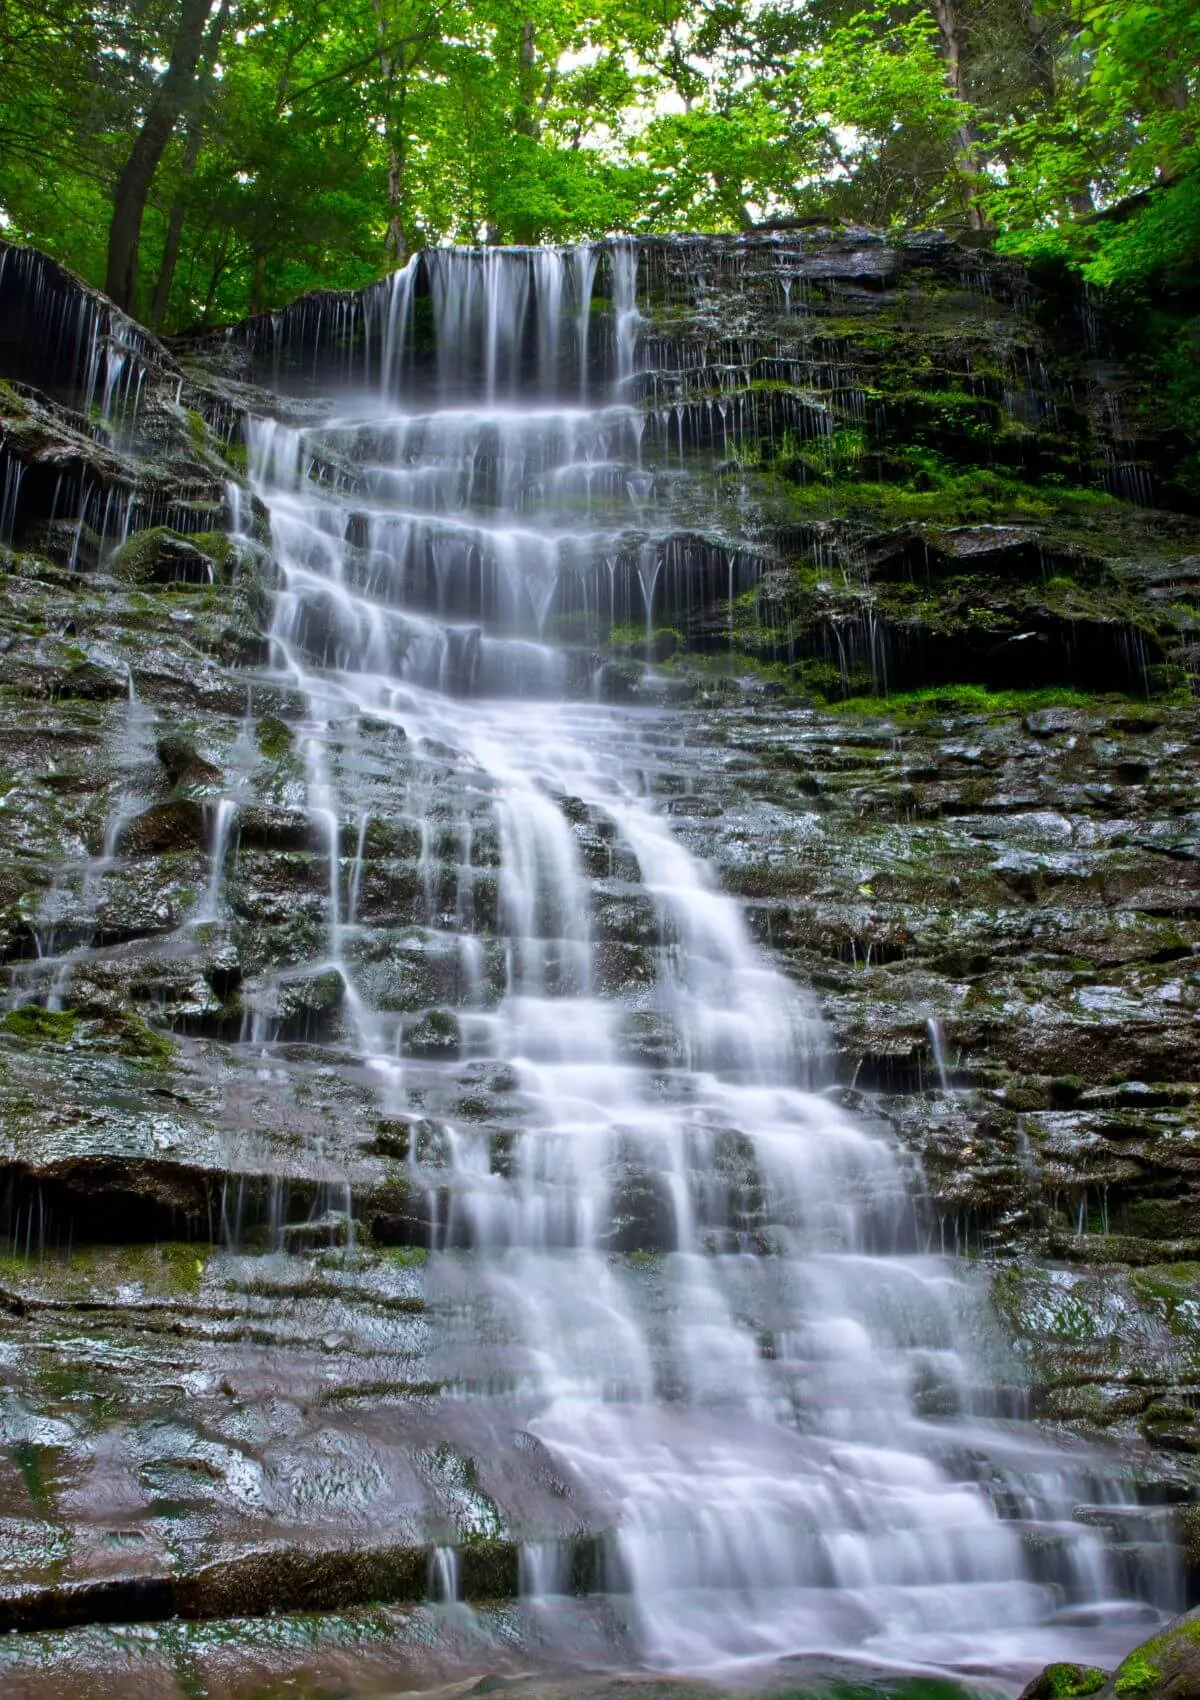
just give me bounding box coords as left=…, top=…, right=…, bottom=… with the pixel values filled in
left=1110, top=1610, right=1200, bottom=1695
left=2, top=1006, right=79, bottom=1044
left=111, top=526, right=222, bottom=587
left=255, top=715, right=295, bottom=760
left=1019, top=1665, right=1109, bottom=1700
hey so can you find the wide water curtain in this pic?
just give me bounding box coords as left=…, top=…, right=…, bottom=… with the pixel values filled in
left=225, top=240, right=1178, bottom=1670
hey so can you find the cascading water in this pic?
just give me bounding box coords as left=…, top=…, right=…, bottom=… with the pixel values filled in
left=232, top=241, right=1175, bottom=1681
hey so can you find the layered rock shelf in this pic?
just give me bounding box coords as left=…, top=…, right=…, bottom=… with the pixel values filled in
left=0, top=229, right=1197, bottom=1699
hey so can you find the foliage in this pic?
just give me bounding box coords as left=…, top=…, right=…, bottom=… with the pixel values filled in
left=808, top=8, right=976, bottom=227
left=0, top=0, right=1194, bottom=374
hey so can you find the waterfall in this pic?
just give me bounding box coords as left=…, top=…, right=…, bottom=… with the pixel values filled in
left=236, top=239, right=1176, bottom=1680
left=0, top=242, right=155, bottom=432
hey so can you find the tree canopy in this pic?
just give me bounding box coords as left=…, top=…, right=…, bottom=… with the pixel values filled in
left=0, top=0, right=1195, bottom=329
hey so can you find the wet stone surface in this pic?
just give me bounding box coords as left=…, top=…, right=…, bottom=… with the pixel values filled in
left=0, top=232, right=1198, bottom=1692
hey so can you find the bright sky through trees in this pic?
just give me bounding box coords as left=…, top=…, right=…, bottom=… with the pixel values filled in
left=0, top=0, right=1195, bottom=329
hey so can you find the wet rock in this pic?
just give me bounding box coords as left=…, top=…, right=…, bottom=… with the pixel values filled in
left=363, top=813, right=424, bottom=859
left=1102, top=1607, right=1200, bottom=1699
left=1018, top=1665, right=1108, bottom=1700
left=404, top=1008, right=462, bottom=1059
left=618, top=1010, right=686, bottom=1068
left=116, top=798, right=209, bottom=856
left=245, top=967, right=346, bottom=1041
left=1, top=231, right=1200, bottom=1679
left=1026, top=707, right=1106, bottom=738
left=235, top=803, right=318, bottom=851
left=366, top=1176, right=429, bottom=1242
left=156, top=730, right=222, bottom=790
left=365, top=1116, right=431, bottom=1160
left=111, top=525, right=222, bottom=586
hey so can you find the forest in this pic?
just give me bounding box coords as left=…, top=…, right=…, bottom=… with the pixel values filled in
left=0, top=0, right=1195, bottom=337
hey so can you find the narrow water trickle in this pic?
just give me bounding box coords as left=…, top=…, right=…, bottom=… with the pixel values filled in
left=237, top=240, right=1177, bottom=1681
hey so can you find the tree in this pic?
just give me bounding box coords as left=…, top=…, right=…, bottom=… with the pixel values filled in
left=149, top=0, right=234, bottom=329
left=0, top=0, right=1193, bottom=339
left=104, top=0, right=218, bottom=315
left=928, top=0, right=987, bottom=227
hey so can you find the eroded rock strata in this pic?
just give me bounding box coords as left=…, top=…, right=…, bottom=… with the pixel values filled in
left=0, top=231, right=1197, bottom=1699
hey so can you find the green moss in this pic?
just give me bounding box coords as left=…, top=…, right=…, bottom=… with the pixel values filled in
left=1041, top=1665, right=1108, bottom=1699
left=4, top=1243, right=207, bottom=1306
left=665, top=647, right=797, bottom=690
left=112, top=1011, right=176, bottom=1068
left=155, top=1241, right=206, bottom=1293
left=768, top=437, right=1120, bottom=526
left=190, top=529, right=234, bottom=570
left=1114, top=1614, right=1200, bottom=1696
left=36, top=1361, right=120, bottom=1420
left=828, top=684, right=1101, bottom=720
left=111, top=525, right=174, bottom=579
left=1115, top=1644, right=1160, bottom=1694
left=185, top=407, right=209, bottom=452
left=1142, top=1399, right=1194, bottom=1423
left=1125, top=1198, right=1174, bottom=1239
left=12, top=1439, right=60, bottom=1516
left=111, top=524, right=231, bottom=584
left=381, top=1245, right=426, bottom=1267
left=607, top=622, right=684, bottom=660
left=0, top=380, right=30, bottom=421
left=256, top=715, right=295, bottom=760
left=1131, top=1263, right=1200, bottom=1315
left=2, top=1005, right=79, bottom=1043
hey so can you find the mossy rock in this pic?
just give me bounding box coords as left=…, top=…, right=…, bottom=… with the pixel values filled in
left=157, top=730, right=223, bottom=791
left=363, top=814, right=423, bottom=859
left=364, top=1175, right=428, bottom=1245
left=829, top=684, right=1102, bottom=722
left=111, top=526, right=222, bottom=587
left=189, top=529, right=234, bottom=569
left=1110, top=1607, right=1200, bottom=1697
left=108, top=1011, right=176, bottom=1069
left=459, top=1538, right=520, bottom=1600
left=264, top=969, right=346, bottom=1040
left=255, top=715, right=295, bottom=761
left=404, top=1007, right=461, bottom=1058
left=1, top=1006, right=79, bottom=1044
left=1019, top=1666, right=1108, bottom=1700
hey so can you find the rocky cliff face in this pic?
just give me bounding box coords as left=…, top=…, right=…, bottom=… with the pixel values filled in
left=0, top=230, right=1197, bottom=1698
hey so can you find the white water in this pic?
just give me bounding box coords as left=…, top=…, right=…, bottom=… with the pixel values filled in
left=234, top=242, right=1174, bottom=1681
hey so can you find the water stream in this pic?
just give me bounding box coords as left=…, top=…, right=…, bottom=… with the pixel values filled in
left=229, top=242, right=1173, bottom=1680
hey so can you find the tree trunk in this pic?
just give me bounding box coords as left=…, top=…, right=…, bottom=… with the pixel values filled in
left=202, top=231, right=232, bottom=318
left=149, top=0, right=231, bottom=330
left=1021, top=0, right=1056, bottom=100
left=249, top=245, right=270, bottom=316
left=930, top=0, right=985, bottom=230
left=1016, top=2, right=1093, bottom=214
left=385, top=134, right=409, bottom=265
left=105, top=0, right=216, bottom=317
left=507, top=19, right=542, bottom=242
left=373, top=0, right=410, bottom=266
left=516, top=18, right=538, bottom=138
left=149, top=125, right=202, bottom=330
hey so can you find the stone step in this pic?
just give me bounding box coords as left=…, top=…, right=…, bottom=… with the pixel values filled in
left=0, top=1531, right=609, bottom=1633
